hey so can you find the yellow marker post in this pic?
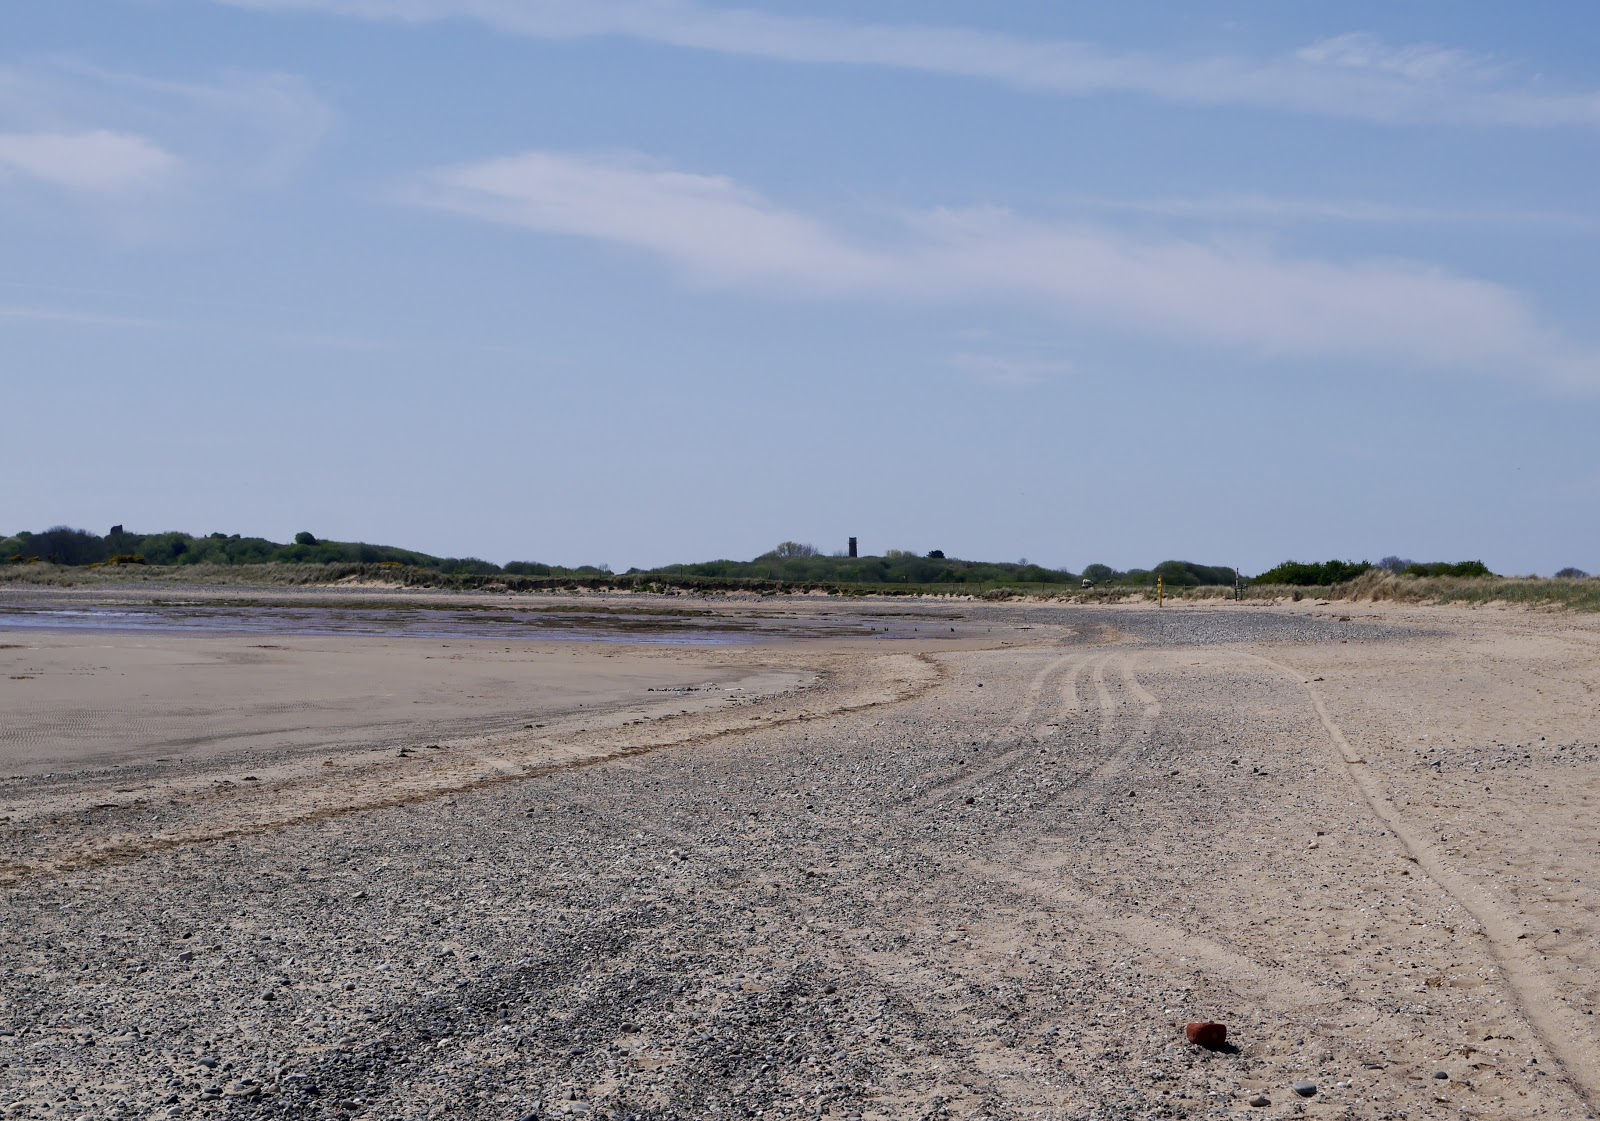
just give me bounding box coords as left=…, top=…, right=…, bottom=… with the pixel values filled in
left=1158, top=575, right=1164, bottom=606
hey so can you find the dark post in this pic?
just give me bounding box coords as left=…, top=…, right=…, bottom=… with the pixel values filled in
left=848, top=537, right=858, bottom=558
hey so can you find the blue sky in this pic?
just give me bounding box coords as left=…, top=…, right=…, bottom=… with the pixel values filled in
left=5, top=2, right=1598, bottom=574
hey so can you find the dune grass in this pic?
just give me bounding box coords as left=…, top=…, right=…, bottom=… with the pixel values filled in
left=1237, top=569, right=1600, bottom=612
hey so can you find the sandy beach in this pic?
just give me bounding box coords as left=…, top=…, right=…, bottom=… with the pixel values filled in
left=2, top=593, right=1599, bottom=1119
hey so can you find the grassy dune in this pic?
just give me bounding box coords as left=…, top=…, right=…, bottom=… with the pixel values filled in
left=1238, top=569, right=1600, bottom=611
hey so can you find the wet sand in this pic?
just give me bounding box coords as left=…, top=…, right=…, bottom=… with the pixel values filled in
left=0, top=631, right=806, bottom=779
left=2, top=594, right=1599, bottom=1119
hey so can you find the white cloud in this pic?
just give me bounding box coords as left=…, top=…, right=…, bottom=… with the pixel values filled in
left=409, top=150, right=887, bottom=290
left=48, top=63, right=334, bottom=186
left=217, top=0, right=1600, bottom=127
left=0, top=130, right=179, bottom=194
left=0, top=60, right=331, bottom=232
left=405, top=149, right=1600, bottom=391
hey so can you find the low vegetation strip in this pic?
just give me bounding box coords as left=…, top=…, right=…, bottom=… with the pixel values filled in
left=4, top=526, right=1593, bottom=608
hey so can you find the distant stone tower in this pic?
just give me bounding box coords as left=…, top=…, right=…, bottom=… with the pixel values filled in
left=848, top=537, right=858, bottom=558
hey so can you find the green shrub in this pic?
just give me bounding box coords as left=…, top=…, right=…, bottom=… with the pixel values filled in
left=1254, top=559, right=1372, bottom=585
left=1402, top=561, right=1494, bottom=578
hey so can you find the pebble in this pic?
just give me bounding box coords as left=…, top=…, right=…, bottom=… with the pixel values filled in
left=1292, top=1080, right=1317, bottom=1097
left=1249, top=1095, right=1270, bottom=1107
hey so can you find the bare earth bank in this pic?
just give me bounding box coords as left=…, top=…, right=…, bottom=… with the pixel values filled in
left=1, top=597, right=1598, bottom=1120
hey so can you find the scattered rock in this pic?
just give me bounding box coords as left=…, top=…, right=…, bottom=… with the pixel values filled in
left=1292, top=1080, right=1317, bottom=1097
left=1185, top=1022, right=1226, bottom=1049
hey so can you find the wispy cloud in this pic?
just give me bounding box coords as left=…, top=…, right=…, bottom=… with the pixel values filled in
left=0, top=59, right=331, bottom=233
left=46, top=61, right=334, bottom=187
left=405, top=148, right=1600, bottom=391
left=1294, top=32, right=1501, bottom=83
left=949, top=352, right=1073, bottom=388
left=0, top=304, right=177, bottom=329
left=1060, top=194, right=1600, bottom=232
left=405, top=150, right=888, bottom=290
left=218, top=0, right=1600, bottom=127
left=0, top=130, right=179, bottom=194
left=0, top=299, right=460, bottom=356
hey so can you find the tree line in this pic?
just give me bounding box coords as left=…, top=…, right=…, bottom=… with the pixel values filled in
left=0, top=526, right=609, bottom=578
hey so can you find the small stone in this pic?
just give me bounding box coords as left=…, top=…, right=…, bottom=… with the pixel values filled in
left=1185, top=1021, right=1226, bottom=1049
left=1434, top=1070, right=1449, bottom=1080
left=1249, top=1095, right=1270, bottom=1108
left=1292, top=1080, right=1317, bottom=1097
left=177, top=950, right=194, bottom=963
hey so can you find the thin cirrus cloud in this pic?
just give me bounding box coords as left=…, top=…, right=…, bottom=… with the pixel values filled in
left=1059, top=194, right=1600, bottom=232
left=0, top=130, right=179, bottom=194
left=46, top=62, right=335, bottom=187
left=216, top=0, right=1600, bottom=127
left=405, top=149, right=1599, bottom=391
left=949, top=352, right=1074, bottom=388
left=0, top=303, right=176, bottom=329
left=0, top=59, right=332, bottom=218
left=407, top=150, right=890, bottom=291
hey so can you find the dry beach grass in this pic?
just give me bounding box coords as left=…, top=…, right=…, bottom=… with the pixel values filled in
left=1, top=592, right=1598, bottom=1119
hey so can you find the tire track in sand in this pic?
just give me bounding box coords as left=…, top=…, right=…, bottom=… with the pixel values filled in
left=1084, top=654, right=1162, bottom=790
left=1028, top=653, right=1161, bottom=812
left=1250, top=652, right=1600, bottom=1112
left=908, top=652, right=1093, bottom=807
